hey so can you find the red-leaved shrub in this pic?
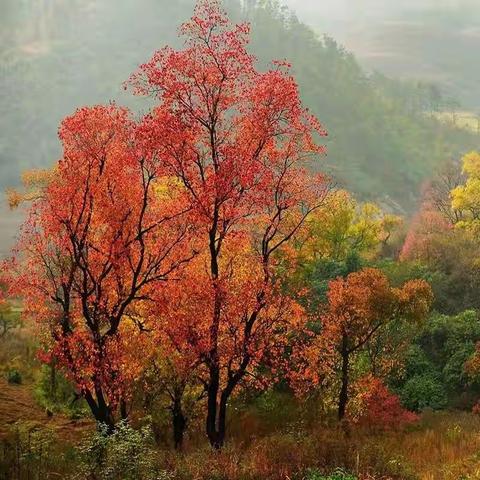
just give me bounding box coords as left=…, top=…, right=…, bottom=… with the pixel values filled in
left=351, top=375, right=418, bottom=430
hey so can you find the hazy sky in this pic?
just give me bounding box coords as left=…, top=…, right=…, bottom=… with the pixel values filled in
left=282, top=0, right=480, bottom=108
left=282, top=0, right=480, bottom=43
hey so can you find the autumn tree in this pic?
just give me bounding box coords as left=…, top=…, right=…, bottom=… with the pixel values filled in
left=6, top=105, right=194, bottom=430
left=298, top=189, right=402, bottom=263
left=129, top=0, right=328, bottom=448
left=451, top=151, right=480, bottom=231
left=401, top=153, right=480, bottom=313
left=310, top=268, right=432, bottom=420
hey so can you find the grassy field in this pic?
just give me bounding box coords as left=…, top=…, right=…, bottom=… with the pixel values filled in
left=433, top=111, right=480, bottom=133
left=2, top=354, right=480, bottom=480
left=2, top=327, right=480, bottom=479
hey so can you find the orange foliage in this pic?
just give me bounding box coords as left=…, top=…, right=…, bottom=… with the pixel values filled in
left=128, top=0, right=329, bottom=447
left=5, top=105, right=195, bottom=428
left=291, top=268, right=432, bottom=421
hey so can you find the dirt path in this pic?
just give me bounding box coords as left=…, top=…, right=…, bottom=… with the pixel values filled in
left=0, top=378, right=93, bottom=441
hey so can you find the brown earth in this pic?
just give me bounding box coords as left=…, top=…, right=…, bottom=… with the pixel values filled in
left=0, top=377, right=93, bottom=441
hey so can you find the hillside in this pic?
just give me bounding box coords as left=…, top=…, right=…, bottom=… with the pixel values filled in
left=0, top=0, right=478, bottom=220
left=4, top=2, right=480, bottom=479
left=285, top=0, right=480, bottom=110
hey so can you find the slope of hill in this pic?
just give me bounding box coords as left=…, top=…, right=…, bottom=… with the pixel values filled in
left=243, top=1, right=479, bottom=210
left=284, top=0, right=480, bottom=110
left=0, top=0, right=478, bottom=232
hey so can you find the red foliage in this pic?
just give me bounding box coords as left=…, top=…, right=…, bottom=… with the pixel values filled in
left=128, top=0, right=329, bottom=447
left=352, top=375, right=418, bottom=430
left=5, top=105, right=194, bottom=428
left=400, top=205, right=452, bottom=262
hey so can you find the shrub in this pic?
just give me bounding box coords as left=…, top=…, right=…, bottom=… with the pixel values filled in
left=7, top=368, right=22, bottom=384
left=75, top=420, right=167, bottom=480
left=352, top=376, right=418, bottom=430
left=400, top=374, right=448, bottom=411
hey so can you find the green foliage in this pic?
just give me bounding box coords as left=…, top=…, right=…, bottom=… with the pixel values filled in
left=295, top=251, right=363, bottom=310
left=34, top=364, right=88, bottom=418
left=7, top=368, right=22, bottom=384
left=389, top=310, right=480, bottom=410
left=379, top=259, right=438, bottom=288
left=0, top=303, right=20, bottom=338
left=251, top=390, right=303, bottom=431
left=245, top=2, right=478, bottom=211
left=76, top=421, right=168, bottom=480
left=403, top=345, right=435, bottom=378
left=400, top=374, right=448, bottom=412
left=1, top=421, right=74, bottom=480
left=304, top=468, right=357, bottom=480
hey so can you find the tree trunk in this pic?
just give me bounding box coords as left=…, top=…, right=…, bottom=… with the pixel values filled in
left=206, top=372, right=240, bottom=449
left=206, top=364, right=222, bottom=448
left=84, top=389, right=115, bottom=433
left=120, top=399, right=128, bottom=421
left=172, top=397, right=187, bottom=450
left=338, top=336, right=350, bottom=421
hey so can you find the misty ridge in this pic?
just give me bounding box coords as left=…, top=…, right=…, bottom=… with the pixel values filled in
left=0, top=0, right=479, bottom=256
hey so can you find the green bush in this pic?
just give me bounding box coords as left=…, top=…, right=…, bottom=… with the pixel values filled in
left=400, top=374, right=448, bottom=411
left=7, top=368, right=22, bottom=384
left=76, top=420, right=168, bottom=480
left=34, top=364, right=89, bottom=418
left=304, top=468, right=357, bottom=480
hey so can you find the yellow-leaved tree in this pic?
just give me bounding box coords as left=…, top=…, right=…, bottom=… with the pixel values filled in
left=298, top=189, right=402, bottom=262
left=451, top=151, right=480, bottom=232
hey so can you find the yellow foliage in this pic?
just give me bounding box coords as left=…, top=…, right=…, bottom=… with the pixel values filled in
left=451, top=152, right=480, bottom=232
left=152, top=176, right=185, bottom=200
left=299, top=190, right=402, bottom=261
left=6, top=168, right=55, bottom=209
left=462, top=151, right=480, bottom=179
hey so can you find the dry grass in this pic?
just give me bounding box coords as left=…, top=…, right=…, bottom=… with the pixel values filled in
left=161, top=411, right=480, bottom=480
left=370, top=411, right=480, bottom=480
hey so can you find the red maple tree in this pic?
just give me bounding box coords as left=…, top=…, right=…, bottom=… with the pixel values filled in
left=6, top=105, right=194, bottom=429
left=129, top=0, right=328, bottom=447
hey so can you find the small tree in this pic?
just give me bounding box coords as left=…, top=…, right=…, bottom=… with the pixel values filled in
left=296, top=268, right=432, bottom=420
left=6, top=105, right=195, bottom=430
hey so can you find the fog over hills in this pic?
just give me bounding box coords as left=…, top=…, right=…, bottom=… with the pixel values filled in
left=1, top=0, right=479, bottom=257
left=284, top=0, right=480, bottom=109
